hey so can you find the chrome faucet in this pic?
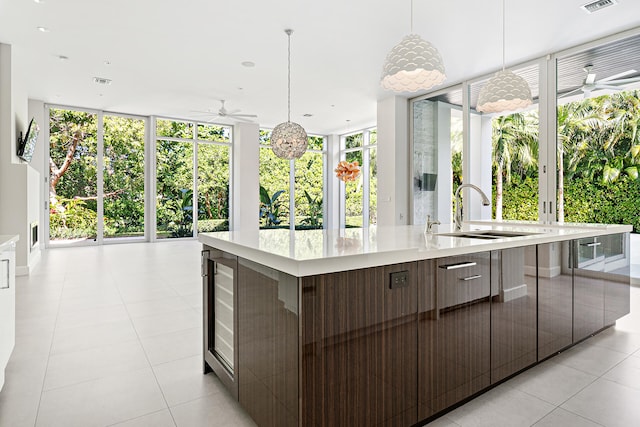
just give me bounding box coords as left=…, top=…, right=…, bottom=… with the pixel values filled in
left=454, top=184, right=490, bottom=230
left=424, top=215, right=440, bottom=234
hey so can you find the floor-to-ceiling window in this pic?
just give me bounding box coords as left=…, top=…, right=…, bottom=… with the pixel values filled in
left=103, top=114, right=146, bottom=240
left=340, top=127, right=377, bottom=228
left=259, top=130, right=326, bottom=229
left=47, top=107, right=146, bottom=245
left=555, top=34, right=640, bottom=233
left=411, top=89, right=462, bottom=225
left=468, top=63, right=540, bottom=222
left=155, top=118, right=231, bottom=239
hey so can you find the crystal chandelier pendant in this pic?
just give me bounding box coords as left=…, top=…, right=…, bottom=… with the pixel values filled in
left=272, top=29, right=308, bottom=160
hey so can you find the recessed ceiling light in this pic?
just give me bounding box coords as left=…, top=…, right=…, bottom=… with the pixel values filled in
left=93, top=77, right=112, bottom=85
left=241, top=61, right=255, bottom=68
left=303, top=113, right=313, bottom=117
left=37, top=26, right=50, bottom=32
left=34, top=0, right=45, bottom=3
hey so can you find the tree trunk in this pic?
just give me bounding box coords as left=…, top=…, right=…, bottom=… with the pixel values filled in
left=495, top=163, right=503, bottom=221
left=49, top=130, right=82, bottom=197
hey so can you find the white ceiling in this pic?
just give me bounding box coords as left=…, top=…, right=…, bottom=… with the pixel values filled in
left=1, top=0, right=639, bottom=135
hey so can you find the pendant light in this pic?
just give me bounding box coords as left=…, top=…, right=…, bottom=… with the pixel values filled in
left=477, top=0, right=532, bottom=113
left=271, top=29, right=308, bottom=160
left=380, top=0, right=446, bottom=92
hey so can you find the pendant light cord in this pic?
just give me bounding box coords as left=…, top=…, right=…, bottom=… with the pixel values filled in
left=502, top=0, right=505, bottom=71
left=286, top=29, right=292, bottom=123
left=410, top=0, right=413, bottom=33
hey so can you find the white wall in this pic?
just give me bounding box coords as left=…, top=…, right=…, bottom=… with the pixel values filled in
left=377, top=96, right=409, bottom=226
left=0, top=43, right=41, bottom=275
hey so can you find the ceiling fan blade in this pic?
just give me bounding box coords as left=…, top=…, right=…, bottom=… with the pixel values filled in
left=585, top=73, right=597, bottom=85
left=228, top=113, right=258, bottom=118
left=559, top=88, right=584, bottom=98
left=190, top=109, right=217, bottom=115
left=599, top=69, right=638, bottom=83
left=601, top=76, right=640, bottom=85
left=205, top=116, right=222, bottom=123
left=594, top=84, right=630, bottom=91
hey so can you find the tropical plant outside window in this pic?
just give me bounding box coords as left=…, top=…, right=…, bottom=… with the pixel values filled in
left=476, top=89, right=639, bottom=232
left=341, top=128, right=377, bottom=228
left=557, top=91, right=640, bottom=232
left=49, top=108, right=146, bottom=242
left=259, top=129, right=325, bottom=229
left=156, top=119, right=231, bottom=238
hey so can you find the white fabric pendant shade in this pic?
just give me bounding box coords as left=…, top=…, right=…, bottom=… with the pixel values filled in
left=380, top=34, right=446, bottom=92
left=476, top=69, right=532, bottom=113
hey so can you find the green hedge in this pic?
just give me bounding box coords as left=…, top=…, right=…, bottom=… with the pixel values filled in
left=501, top=176, right=639, bottom=232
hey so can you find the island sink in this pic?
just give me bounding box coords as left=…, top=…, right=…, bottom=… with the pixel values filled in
left=437, top=230, right=541, bottom=239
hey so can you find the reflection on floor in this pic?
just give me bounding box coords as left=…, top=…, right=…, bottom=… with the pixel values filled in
left=0, top=240, right=638, bottom=427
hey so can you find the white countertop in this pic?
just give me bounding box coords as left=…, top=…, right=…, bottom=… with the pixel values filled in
left=0, top=235, right=19, bottom=252
left=198, top=222, right=632, bottom=277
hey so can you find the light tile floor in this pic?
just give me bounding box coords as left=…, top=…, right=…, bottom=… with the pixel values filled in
left=0, top=240, right=638, bottom=427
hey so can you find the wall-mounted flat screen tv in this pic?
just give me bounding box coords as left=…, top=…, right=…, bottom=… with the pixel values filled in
left=17, top=117, right=39, bottom=163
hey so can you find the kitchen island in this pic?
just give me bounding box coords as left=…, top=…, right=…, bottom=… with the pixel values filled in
left=199, top=223, right=631, bottom=427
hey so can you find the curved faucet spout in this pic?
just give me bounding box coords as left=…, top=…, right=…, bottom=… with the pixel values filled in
left=454, top=184, right=490, bottom=230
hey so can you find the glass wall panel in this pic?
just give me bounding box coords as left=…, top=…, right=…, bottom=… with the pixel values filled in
left=103, top=115, right=145, bottom=239
left=344, top=150, right=363, bottom=227
left=556, top=36, right=640, bottom=232
left=157, top=119, right=194, bottom=138
left=259, top=131, right=290, bottom=228
left=468, top=64, right=539, bottom=222
left=197, top=143, right=230, bottom=233
left=294, top=151, right=324, bottom=229
left=156, top=139, right=194, bottom=238
left=412, top=90, right=462, bottom=226
left=48, top=108, right=98, bottom=243
left=369, top=146, right=377, bottom=225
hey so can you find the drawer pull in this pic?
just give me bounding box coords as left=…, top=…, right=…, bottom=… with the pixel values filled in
left=460, top=274, right=482, bottom=281
left=439, top=261, right=477, bottom=270
left=580, top=242, right=601, bottom=247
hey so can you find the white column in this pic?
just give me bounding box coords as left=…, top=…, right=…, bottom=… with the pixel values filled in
left=325, top=134, right=340, bottom=229
left=232, top=122, right=259, bottom=232
left=377, top=96, right=409, bottom=226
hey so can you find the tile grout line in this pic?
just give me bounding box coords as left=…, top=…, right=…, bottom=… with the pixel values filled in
left=109, top=262, right=179, bottom=427
left=32, top=267, right=68, bottom=427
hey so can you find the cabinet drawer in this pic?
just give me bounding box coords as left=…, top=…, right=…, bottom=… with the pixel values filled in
left=437, top=253, right=490, bottom=309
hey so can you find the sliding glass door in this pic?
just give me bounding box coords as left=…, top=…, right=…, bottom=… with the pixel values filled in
left=47, top=107, right=147, bottom=246
left=103, top=115, right=146, bottom=240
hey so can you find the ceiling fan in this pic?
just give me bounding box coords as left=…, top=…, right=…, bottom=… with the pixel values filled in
left=560, top=65, right=640, bottom=99
left=191, top=100, right=257, bottom=122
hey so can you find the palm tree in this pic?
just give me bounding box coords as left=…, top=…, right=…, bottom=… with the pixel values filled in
left=601, top=90, right=640, bottom=182
left=556, top=97, right=604, bottom=221
left=492, top=112, right=538, bottom=220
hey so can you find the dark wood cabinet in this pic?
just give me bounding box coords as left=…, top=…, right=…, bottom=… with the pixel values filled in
left=237, top=258, right=299, bottom=427
left=490, top=247, right=537, bottom=383
left=537, top=242, right=573, bottom=360
left=602, top=233, right=631, bottom=326
left=573, top=237, right=606, bottom=342
left=301, top=262, right=417, bottom=427
left=418, top=253, right=491, bottom=419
